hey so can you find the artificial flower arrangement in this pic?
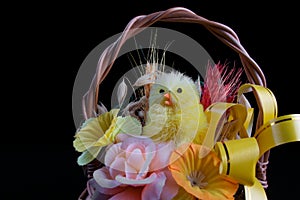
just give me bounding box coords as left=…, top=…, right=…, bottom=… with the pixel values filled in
left=73, top=7, right=300, bottom=200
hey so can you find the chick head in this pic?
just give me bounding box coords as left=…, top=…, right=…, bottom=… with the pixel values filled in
left=149, top=71, right=200, bottom=110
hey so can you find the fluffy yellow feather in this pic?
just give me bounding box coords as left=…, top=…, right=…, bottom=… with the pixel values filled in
left=142, top=71, right=207, bottom=146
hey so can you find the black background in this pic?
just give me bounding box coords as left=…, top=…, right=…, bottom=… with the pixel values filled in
left=3, top=1, right=300, bottom=199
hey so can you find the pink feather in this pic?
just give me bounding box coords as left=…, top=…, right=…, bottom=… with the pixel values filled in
left=200, top=62, right=243, bottom=110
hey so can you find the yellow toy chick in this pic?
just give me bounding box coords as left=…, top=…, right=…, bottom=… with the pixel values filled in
left=142, top=71, right=207, bottom=146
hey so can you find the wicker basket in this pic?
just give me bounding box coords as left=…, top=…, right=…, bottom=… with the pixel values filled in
left=78, top=7, right=270, bottom=200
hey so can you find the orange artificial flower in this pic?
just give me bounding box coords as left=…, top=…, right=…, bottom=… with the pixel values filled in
left=169, top=143, right=238, bottom=200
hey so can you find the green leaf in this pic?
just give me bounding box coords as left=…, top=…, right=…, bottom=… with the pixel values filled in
left=77, top=146, right=102, bottom=166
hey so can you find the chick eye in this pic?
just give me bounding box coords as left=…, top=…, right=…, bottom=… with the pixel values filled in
left=177, top=88, right=182, bottom=93
left=159, top=89, right=165, bottom=93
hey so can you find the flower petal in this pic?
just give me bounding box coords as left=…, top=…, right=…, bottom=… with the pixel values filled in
left=169, top=170, right=188, bottom=191
left=172, top=188, right=196, bottom=200
left=109, top=157, right=126, bottom=178
left=204, top=176, right=238, bottom=199
left=93, top=167, right=121, bottom=189
left=74, top=109, right=119, bottom=152
left=73, top=137, right=86, bottom=152
left=74, top=117, right=104, bottom=151
left=117, top=78, right=127, bottom=108
left=127, top=148, right=144, bottom=171
left=150, top=141, right=175, bottom=171
left=160, top=170, right=179, bottom=200
left=125, top=162, right=138, bottom=179
left=105, top=143, right=122, bottom=166
left=121, top=136, right=155, bottom=152
left=169, top=144, right=238, bottom=200
left=109, top=187, right=142, bottom=200
left=115, top=173, right=157, bottom=185
left=142, top=172, right=166, bottom=200
left=87, top=178, right=125, bottom=196
left=116, top=116, right=142, bottom=136
left=139, top=151, right=153, bottom=176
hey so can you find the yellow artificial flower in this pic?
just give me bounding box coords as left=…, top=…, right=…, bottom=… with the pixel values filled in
left=73, top=108, right=142, bottom=166
left=73, top=109, right=119, bottom=165
left=169, top=143, right=238, bottom=200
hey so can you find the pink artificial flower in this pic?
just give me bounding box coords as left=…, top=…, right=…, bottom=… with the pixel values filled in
left=92, top=135, right=178, bottom=200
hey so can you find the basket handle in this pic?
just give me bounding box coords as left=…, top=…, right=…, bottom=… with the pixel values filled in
left=82, top=6, right=266, bottom=120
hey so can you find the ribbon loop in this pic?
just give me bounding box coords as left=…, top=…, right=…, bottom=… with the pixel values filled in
left=215, top=137, right=259, bottom=186
left=202, top=102, right=247, bottom=154
left=238, top=84, right=278, bottom=130
left=256, top=114, right=300, bottom=157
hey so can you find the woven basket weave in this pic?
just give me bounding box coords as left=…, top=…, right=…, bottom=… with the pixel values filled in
left=78, top=7, right=269, bottom=199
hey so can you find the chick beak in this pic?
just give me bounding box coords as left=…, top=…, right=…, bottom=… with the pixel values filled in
left=164, top=93, right=173, bottom=106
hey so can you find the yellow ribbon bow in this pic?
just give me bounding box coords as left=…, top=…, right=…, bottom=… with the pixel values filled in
left=204, top=83, right=300, bottom=200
